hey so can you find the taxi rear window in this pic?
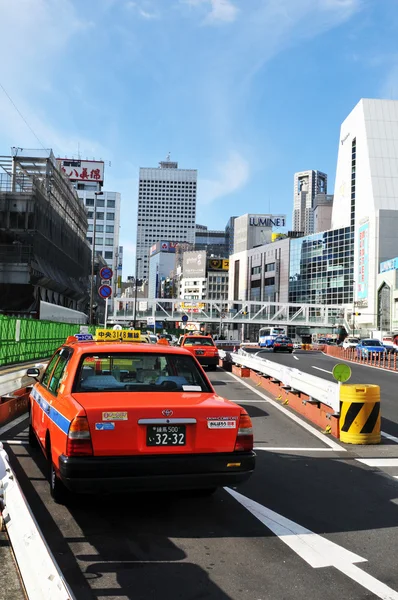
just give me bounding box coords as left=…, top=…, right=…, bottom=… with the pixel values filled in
left=183, top=338, right=214, bottom=347
left=73, top=352, right=212, bottom=393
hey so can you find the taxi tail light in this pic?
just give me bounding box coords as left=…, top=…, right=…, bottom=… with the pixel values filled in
left=66, top=416, right=93, bottom=456
left=234, top=410, right=253, bottom=452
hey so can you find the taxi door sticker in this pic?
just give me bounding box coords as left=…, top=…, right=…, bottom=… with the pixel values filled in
left=102, top=411, right=128, bottom=421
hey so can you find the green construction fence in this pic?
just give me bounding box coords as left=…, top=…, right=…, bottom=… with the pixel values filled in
left=0, top=315, right=97, bottom=367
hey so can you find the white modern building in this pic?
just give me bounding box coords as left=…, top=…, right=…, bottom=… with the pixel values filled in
left=78, top=189, right=122, bottom=291
left=293, top=170, right=327, bottom=235
left=332, top=98, right=398, bottom=333
left=136, top=157, right=197, bottom=280
left=57, top=158, right=122, bottom=296
left=148, top=241, right=177, bottom=299
left=233, top=214, right=286, bottom=254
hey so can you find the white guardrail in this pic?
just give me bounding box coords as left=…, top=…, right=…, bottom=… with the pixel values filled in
left=0, top=442, right=74, bottom=600
left=0, top=363, right=46, bottom=397
left=219, top=349, right=340, bottom=414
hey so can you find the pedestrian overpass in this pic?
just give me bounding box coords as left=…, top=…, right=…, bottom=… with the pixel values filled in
left=110, top=298, right=351, bottom=332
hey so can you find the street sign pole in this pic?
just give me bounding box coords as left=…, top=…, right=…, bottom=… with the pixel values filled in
left=104, top=297, right=109, bottom=328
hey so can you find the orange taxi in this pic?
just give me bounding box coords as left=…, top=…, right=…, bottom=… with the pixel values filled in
left=179, top=334, right=219, bottom=370
left=27, top=334, right=255, bottom=502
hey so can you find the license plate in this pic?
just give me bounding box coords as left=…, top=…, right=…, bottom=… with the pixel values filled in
left=195, top=350, right=204, bottom=355
left=147, top=425, right=186, bottom=446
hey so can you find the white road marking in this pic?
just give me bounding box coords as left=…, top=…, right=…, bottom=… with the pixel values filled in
left=227, top=488, right=398, bottom=600
left=381, top=431, right=398, bottom=444
left=356, top=458, right=398, bottom=467
left=293, top=355, right=299, bottom=361
left=3, top=440, right=29, bottom=445
left=0, top=414, right=28, bottom=436
left=226, top=371, right=345, bottom=451
left=254, top=447, right=337, bottom=452
left=312, top=366, right=333, bottom=374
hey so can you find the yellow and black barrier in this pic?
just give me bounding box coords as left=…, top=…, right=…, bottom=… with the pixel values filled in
left=340, top=384, right=380, bottom=444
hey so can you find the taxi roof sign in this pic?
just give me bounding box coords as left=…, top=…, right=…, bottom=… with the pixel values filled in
left=95, top=328, right=142, bottom=342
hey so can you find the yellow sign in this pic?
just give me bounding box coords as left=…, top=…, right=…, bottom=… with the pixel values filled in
left=181, top=302, right=205, bottom=311
left=95, top=329, right=141, bottom=341
left=272, top=233, right=285, bottom=242
left=222, top=259, right=229, bottom=270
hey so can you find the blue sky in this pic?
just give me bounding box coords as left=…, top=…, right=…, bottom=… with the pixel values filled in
left=1, top=0, right=398, bottom=275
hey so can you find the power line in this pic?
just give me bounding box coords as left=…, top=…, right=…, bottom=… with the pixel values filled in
left=0, top=81, right=46, bottom=149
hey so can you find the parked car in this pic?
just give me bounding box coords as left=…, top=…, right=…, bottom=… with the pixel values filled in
left=356, top=339, right=387, bottom=358
left=342, top=337, right=360, bottom=349
left=272, top=336, right=294, bottom=353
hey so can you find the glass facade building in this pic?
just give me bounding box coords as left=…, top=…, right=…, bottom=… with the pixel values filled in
left=289, top=227, right=354, bottom=305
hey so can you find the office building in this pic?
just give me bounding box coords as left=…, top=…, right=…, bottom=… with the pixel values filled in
left=136, top=157, right=197, bottom=280
left=195, top=224, right=228, bottom=256
left=233, top=213, right=286, bottom=254
left=313, top=193, right=334, bottom=233
left=0, top=149, right=91, bottom=317
left=332, top=98, right=398, bottom=332
left=288, top=228, right=354, bottom=305
left=293, top=170, right=327, bottom=235
left=179, top=251, right=229, bottom=302
left=57, top=158, right=122, bottom=295
left=228, top=237, right=290, bottom=305
left=148, top=241, right=178, bottom=299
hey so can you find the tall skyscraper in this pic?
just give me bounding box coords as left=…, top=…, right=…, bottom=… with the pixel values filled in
left=136, top=157, right=197, bottom=279
left=292, top=170, right=327, bottom=235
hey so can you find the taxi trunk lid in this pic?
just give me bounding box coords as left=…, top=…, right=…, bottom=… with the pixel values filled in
left=72, top=392, right=242, bottom=456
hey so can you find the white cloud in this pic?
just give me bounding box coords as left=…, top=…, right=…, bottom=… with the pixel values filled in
left=182, top=0, right=238, bottom=24
left=198, top=151, right=249, bottom=205
left=125, top=0, right=159, bottom=19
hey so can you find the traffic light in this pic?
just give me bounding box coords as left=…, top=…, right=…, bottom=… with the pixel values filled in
left=354, top=312, right=361, bottom=316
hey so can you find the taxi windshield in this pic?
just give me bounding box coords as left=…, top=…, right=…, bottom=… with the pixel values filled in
left=183, top=338, right=214, bottom=347
left=74, top=352, right=212, bottom=393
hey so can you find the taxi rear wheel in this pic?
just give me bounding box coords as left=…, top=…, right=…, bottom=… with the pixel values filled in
left=28, top=412, right=39, bottom=448
left=46, top=440, right=68, bottom=504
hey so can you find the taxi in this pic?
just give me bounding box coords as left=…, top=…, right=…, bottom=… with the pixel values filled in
left=179, top=334, right=219, bottom=370
left=27, top=334, right=255, bottom=503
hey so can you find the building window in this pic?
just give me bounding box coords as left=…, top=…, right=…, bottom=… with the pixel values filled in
left=265, top=262, right=275, bottom=272
left=86, top=198, right=94, bottom=207
left=96, top=199, right=105, bottom=207
left=106, top=212, right=115, bottom=221
left=105, top=251, right=113, bottom=259
left=107, top=199, right=115, bottom=208
left=96, top=212, right=104, bottom=220
left=87, top=211, right=94, bottom=219
left=95, top=237, right=103, bottom=245
left=105, top=237, right=113, bottom=246
left=106, top=225, right=114, bottom=233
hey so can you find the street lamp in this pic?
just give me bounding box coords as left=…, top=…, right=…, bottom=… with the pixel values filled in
left=133, top=257, right=142, bottom=329
left=89, top=191, right=104, bottom=325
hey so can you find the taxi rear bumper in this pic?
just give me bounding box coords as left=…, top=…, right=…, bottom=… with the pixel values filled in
left=195, top=355, right=219, bottom=366
left=58, top=451, right=255, bottom=493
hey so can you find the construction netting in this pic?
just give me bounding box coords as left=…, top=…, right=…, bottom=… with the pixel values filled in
left=0, top=315, right=96, bottom=366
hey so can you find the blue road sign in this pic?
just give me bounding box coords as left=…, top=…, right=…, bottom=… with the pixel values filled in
left=182, top=315, right=188, bottom=322
left=98, top=284, right=112, bottom=299
left=100, top=267, right=113, bottom=281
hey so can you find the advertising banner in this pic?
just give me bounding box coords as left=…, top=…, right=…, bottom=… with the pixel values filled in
left=183, top=251, right=206, bottom=277
left=358, top=222, right=369, bottom=300
left=57, top=159, right=104, bottom=183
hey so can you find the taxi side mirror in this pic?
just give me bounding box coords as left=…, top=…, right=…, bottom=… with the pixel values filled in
left=27, top=367, right=40, bottom=380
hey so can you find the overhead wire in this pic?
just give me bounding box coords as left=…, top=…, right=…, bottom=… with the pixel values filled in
left=0, top=81, right=46, bottom=150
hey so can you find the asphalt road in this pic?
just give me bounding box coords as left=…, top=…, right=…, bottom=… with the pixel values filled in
left=2, top=367, right=398, bottom=600
left=253, top=348, right=398, bottom=439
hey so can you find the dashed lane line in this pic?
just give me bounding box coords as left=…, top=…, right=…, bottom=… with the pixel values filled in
left=381, top=431, right=398, bottom=444
left=0, top=414, right=28, bottom=436
left=254, top=447, right=338, bottom=452
left=312, top=366, right=333, bottom=374
left=225, top=371, right=345, bottom=452
left=356, top=458, right=398, bottom=467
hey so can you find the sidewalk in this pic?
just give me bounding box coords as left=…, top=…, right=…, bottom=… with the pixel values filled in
left=0, top=532, right=26, bottom=600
